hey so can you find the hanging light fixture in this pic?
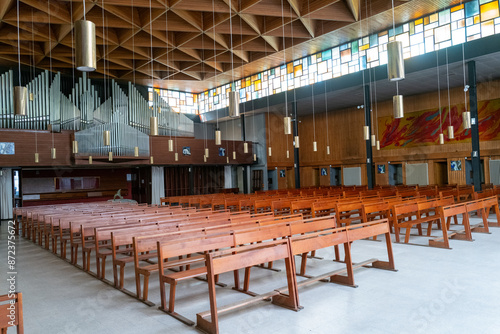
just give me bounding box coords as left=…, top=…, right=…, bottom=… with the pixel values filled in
left=168, top=139, right=174, bottom=151
left=215, top=129, right=222, bottom=145
left=150, top=156, right=154, bottom=164
left=284, top=116, right=292, bottom=135
left=72, top=140, right=79, bottom=154
left=327, top=146, right=331, bottom=155
left=103, top=130, right=111, bottom=146
left=253, top=153, right=257, bottom=162
left=228, top=90, right=240, bottom=117
left=393, top=95, right=404, bottom=118
left=313, top=141, right=318, bottom=152
left=14, top=0, right=27, bottom=116
left=204, top=155, right=207, bottom=163
left=226, top=156, right=229, bottom=164
left=286, top=150, right=290, bottom=159
left=294, top=136, right=300, bottom=148
left=51, top=147, right=56, bottom=160
left=439, top=133, right=444, bottom=145
left=34, top=153, right=39, bottom=163
left=448, top=125, right=455, bottom=139
left=233, top=151, right=236, bottom=160
left=268, top=147, right=272, bottom=156
left=376, top=141, right=380, bottom=151
left=463, top=111, right=471, bottom=129
left=243, top=142, right=248, bottom=153
left=89, top=156, right=92, bottom=164
left=205, top=148, right=209, bottom=158
left=150, top=116, right=158, bottom=136
left=14, top=86, right=27, bottom=116
left=371, top=135, right=376, bottom=146
left=363, top=125, right=370, bottom=140
left=387, top=41, right=405, bottom=81
left=436, top=51, right=444, bottom=145
left=108, top=152, right=113, bottom=161
left=174, top=152, right=179, bottom=161
left=134, top=146, right=139, bottom=157
left=75, top=20, right=97, bottom=72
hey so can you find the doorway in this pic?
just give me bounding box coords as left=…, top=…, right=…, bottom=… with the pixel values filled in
left=434, top=161, right=448, bottom=186
left=330, top=167, right=342, bottom=186
left=465, top=159, right=485, bottom=185
left=389, top=164, right=403, bottom=186
left=268, top=169, right=277, bottom=190
left=131, top=167, right=152, bottom=204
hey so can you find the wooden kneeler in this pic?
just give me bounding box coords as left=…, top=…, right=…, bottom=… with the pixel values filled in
left=196, top=239, right=301, bottom=334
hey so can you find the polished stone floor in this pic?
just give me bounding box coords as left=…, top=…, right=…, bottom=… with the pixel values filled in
left=1, top=214, right=499, bottom=334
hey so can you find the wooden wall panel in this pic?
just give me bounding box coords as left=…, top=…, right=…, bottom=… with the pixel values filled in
left=0, top=129, right=72, bottom=167
left=300, top=167, right=320, bottom=187
left=151, top=137, right=253, bottom=165
left=375, top=162, right=389, bottom=186
left=447, top=158, right=466, bottom=185
left=266, top=112, right=295, bottom=168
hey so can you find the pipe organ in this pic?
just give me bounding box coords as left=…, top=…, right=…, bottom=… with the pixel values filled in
left=0, top=70, right=195, bottom=157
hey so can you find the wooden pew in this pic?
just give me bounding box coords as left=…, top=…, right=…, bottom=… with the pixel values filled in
left=0, top=292, right=24, bottom=334
left=195, top=239, right=300, bottom=334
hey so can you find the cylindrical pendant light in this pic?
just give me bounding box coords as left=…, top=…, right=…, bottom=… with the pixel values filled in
left=363, top=126, right=370, bottom=140
left=14, top=86, right=27, bottom=116
left=34, top=153, right=39, bottom=163
left=327, top=146, right=331, bottom=155
left=89, top=156, right=92, bottom=164
left=226, top=156, right=229, bottom=164
left=108, top=151, right=113, bottom=161
left=72, top=140, right=79, bottom=154
left=387, top=41, right=405, bottom=81
left=371, top=135, right=376, bottom=147
left=313, top=141, right=317, bottom=152
left=204, top=155, right=207, bottom=162
left=294, top=136, right=300, bottom=148
left=51, top=147, right=56, bottom=160
left=393, top=95, right=404, bottom=118
left=75, top=20, right=97, bottom=72
left=439, top=133, right=444, bottom=145
left=103, top=130, right=111, bottom=146
left=150, top=156, right=154, bottom=164
left=134, top=146, right=139, bottom=157
left=463, top=111, right=471, bottom=129
left=174, top=153, right=179, bottom=161
left=253, top=153, right=257, bottom=161
left=228, top=91, right=240, bottom=117
left=205, top=148, right=209, bottom=158
left=448, top=125, right=455, bottom=139
left=243, top=142, right=248, bottom=153
left=150, top=116, right=158, bottom=136
left=376, top=141, right=380, bottom=151
left=284, top=116, right=292, bottom=135
left=268, top=147, right=272, bottom=157
left=233, top=151, right=236, bottom=160
left=215, top=130, right=222, bottom=145
left=286, top=150, right=290, bottom=159
left=168, top=139, right=174, bottom=152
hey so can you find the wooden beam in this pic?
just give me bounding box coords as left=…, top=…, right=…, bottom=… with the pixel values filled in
left=345, top=0, right=360, bottom=21
left=261, top=35, right=280, bottom=52
left=0, top=0, right=14, bottom=20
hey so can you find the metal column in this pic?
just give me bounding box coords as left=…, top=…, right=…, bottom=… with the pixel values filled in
left=468, top=61, right=482, bottom=191
left=241, top=113, right=249, bottom=194
left=364, top=82, right=374, bottom=189
left=189, top=165, right=194, bottom=195
left=292, top=101, right=300, bottom=189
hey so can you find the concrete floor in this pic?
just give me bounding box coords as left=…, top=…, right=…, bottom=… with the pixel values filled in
left=1, top=214, right=500, bottom=334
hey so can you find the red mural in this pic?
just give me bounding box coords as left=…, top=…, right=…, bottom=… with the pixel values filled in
left=378, top=98, right=500, bottom=149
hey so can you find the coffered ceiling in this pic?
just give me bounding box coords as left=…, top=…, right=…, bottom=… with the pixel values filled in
left=0, top=0, right=461, bottom=92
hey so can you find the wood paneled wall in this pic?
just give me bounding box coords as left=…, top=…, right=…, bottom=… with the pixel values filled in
left=265, top=113, right=295, bottom=168
left=0, top=129, right=72, bottom=167
left=267, top=79, right=500, bottom=187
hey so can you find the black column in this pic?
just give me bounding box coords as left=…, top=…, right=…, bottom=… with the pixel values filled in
left=241, top=113, right=249, bottom=194
left=468, top=61, right=482, bottom=191
left=188, top=164, right=194, bottom=195
left=292, top=101, right=301, bottom=189
left=364, top=82, right=374, bottom=189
